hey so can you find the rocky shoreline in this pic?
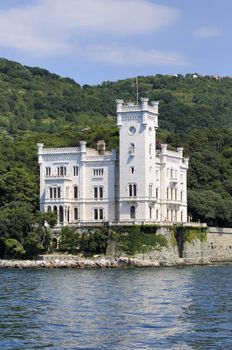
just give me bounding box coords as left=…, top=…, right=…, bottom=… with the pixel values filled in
left=0, top=256, right=180, bottom=269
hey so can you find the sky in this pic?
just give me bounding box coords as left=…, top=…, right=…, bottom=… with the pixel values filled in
left=0, top=0, right=230, bottom=85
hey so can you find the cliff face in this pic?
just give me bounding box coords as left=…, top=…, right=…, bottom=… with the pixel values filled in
left=106, top=226, right=232, bottom=266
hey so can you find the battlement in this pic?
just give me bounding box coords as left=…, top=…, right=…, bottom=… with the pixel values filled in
left=116, top=98, right=159, bottom=114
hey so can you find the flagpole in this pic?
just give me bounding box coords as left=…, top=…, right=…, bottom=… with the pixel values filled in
left=136, top=77, right=139, bottom=105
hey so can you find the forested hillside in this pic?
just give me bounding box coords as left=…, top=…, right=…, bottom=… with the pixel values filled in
left=0, top=57, right=232, bottom=257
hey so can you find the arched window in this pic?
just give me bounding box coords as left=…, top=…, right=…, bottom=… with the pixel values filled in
left=74, top=186, right=78, bottom=199
left=149, top=184, right=153, bottom=197
left=149, top=144, right=152, bottom=155
left=129, top=184, right=133, bottom=197
left=170, top=168, right=174, bottom=179
left=129, top=183, right=137, bottom=197
left=58, top=166, right=66, bottom=176
left=59, top=206, right=64, bottom=223
left=180, top=191, right=183, bottom=202
left=47, top=206, right=51, bottom=212
left=130, top=206, right=135, bottom=219
left=129, top=143, right=135, bottom=155
left=74, top=208, right=78, bottom=221
left=167, top=187, right=169, bottom=200
left=133, top=184, right=137, bottom=197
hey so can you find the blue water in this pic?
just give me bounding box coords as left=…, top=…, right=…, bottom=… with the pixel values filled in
left=0, top=266, right=232, bottom=349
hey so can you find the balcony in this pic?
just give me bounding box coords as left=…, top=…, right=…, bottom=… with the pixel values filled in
left=44, top=174, right=72, bottom=181
left=169, top=177, right=178, bottom=185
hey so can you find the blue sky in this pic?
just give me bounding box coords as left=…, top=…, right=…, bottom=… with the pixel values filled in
left=0, top=0, right=230, bottom=85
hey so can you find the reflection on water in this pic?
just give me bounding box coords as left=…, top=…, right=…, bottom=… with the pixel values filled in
left=0, top=266, right=232, bottom=349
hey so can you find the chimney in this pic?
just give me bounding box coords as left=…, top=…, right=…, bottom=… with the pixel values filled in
left=97, top=140, right=106, bottom=155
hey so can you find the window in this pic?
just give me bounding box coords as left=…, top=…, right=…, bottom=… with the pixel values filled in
left=73, top=166, right=79, bottom=176
left=181, top=211, right=183, bottom=222
left=99, top=187, right=103, bottom=199
left=94, top=186, right=103, bottom=199
left=170, top=168, right=173, bottom=179
left=49, top=187, right=61, bottom=199
left=156, top=187, right=159, bottom=198
left=175, top=189, right=177, bottom=201
left=94, top=187, right=98, bottom=199
left=167, top=187, right=169, bottom=200
left=45, top=167, right=51, bottom=176
left=149, top=144, right=152, bottom=155
left=93, top=168, right=104, bottom=176
left=99, top=208, right=103, bottom=220
left=74, top=208, right=78, bottom=220
left=149, top=206, right=152, bottom=219
left=57, top=166, right=66, bottom=176
left=47, top=206, right=51, bottom=212
left=129, top=143, right=135, bottom=155
left=93, top=208, right=104, bottom=220
left=180, top=191, right=183, bottom=202
left=129, top=184, right=137, bottom=197
left=94, top=208, right=98, bottom=220
left=74, top=186, right=78, bottom=199
left=130, top=166, right=134, bottom=174
left=59, top=206, right=64, bottom=223
left=156, top=209, right=159, bottom=220
left=149, top=184, right=153, bottom=197
left=130, top=206, right=135, bottom=219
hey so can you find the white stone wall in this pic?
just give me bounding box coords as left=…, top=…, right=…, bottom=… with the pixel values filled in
left=38, top=143, right=117, bottom=225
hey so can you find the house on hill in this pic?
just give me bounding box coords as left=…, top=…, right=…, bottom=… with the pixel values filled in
left=38, top=98, right=188, bottom=226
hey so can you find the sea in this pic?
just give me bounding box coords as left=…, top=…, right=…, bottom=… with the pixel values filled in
left=1, top=265, right=232, bottom=350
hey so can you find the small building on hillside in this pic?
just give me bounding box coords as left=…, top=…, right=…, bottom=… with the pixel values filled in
left=38, top=98, right=188, bottom=226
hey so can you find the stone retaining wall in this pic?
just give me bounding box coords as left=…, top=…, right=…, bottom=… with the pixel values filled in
left=183, top=227, right=232, bottom=264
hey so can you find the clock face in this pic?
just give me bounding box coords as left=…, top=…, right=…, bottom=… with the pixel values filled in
left=129, top=126, right=136, bottom=135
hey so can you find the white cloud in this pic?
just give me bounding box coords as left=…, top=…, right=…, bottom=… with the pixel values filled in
left=84, top=44, right=188, bottom=66
left=194, top=26, right=221, bottom=38
left=0, top=0, right=180, bottom=56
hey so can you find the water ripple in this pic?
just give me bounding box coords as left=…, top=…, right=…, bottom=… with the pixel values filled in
left=0, top=266, right=231, bottom=349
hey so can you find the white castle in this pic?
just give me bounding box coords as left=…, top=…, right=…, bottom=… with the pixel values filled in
left=38, top=98, right=188, bottom=226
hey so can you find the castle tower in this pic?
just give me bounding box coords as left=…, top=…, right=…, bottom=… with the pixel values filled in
left=116, top=98, right=159, bottom=222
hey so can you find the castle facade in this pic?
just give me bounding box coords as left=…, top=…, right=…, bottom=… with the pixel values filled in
left=38, top=98, right=188, bottom=226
